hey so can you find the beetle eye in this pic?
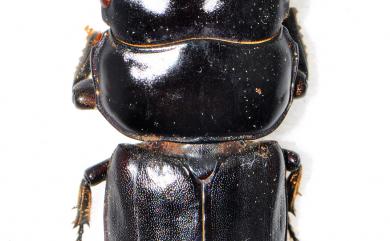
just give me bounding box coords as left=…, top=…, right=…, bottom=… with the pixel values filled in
left=101, top=0, right=111, bottom=8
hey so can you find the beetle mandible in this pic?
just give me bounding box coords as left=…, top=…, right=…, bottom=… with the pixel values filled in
left=72, top=0, right=309, bottom=240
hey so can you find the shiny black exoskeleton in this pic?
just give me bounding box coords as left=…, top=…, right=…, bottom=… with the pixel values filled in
left=72, top=0, right=308, bottom=240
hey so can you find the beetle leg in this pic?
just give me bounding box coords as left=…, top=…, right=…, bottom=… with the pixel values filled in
left=73, top=159, right=109, bottom=241
left=72, top=27, right=102, bottom=110
left=283, top=149, right=302, bottom=241
left=283, top=149, right=302, bottom=215
left=74, top=27, right=102, bottom=85
left=287, top=167, right=302, bottom=214
left=287, top=168, right=302, bottom=241
left=288, top=221, right=299, bottom=241
left=73, top=78, right=96, bottom=109
left=74, top=179, right=91, bottom=241
left=283, top=8, right=308, bottom=98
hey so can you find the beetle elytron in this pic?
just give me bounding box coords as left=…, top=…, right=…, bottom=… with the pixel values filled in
left=72, top=0, right=308, bottom=240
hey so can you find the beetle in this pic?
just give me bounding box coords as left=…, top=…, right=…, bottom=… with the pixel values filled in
left=72, top=0, right=308, bottom=240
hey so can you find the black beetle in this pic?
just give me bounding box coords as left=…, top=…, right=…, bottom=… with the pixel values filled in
left=72, top=0, right=308, bottom=240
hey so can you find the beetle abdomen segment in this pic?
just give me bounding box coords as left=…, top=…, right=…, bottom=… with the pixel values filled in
left=209, top=143, right=287, bottom=241
left=104, top=141, right=287, bottom=241
left=92, top=27, right=298, bottom=142
left=104, top=144, right=201, bottom=241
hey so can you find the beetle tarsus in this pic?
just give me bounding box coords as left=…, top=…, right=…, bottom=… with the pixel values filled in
left=73, top=181, right=90, bottom=241
left=73, top=160, right=109, bottom=240
left=75, top=224, right=85, bottom=241
left=288, top=222, right=300, bottom=241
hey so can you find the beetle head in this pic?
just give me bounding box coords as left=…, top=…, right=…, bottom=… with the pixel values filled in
left=100, top=0, right=290, bottom=45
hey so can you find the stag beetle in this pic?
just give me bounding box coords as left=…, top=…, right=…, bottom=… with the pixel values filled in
left=72, top=0, right=308, bottom=240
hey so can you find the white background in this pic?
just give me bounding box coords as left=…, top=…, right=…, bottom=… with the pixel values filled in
left=0, top=0, right=389, bottom=240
